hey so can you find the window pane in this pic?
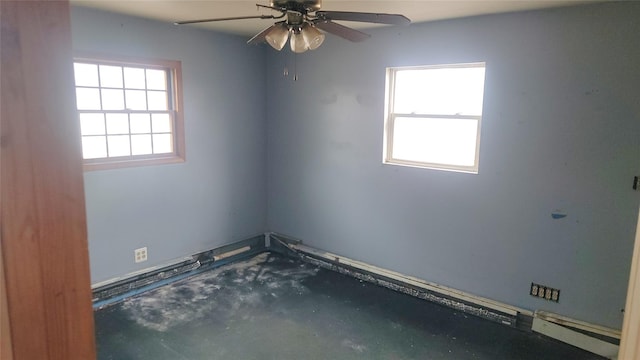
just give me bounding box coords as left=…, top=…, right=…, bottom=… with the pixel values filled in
left=394, top=66, right=485, bottom=116
left=130, top=113, right=151, bottom=134
left=79, top=113, right=106, bottom=136
left=99, top=65, right=123, bottom=88
left=82, top=136, right=107, bottom=159
left=74, top=63, right=99, bottom=87
left=147, top=91, right=168, bottom=110
left=392, top=117, right=478, bottom=167
left=107, top=135, right=131, bottom=157
left=101, top=89, right=125, bottom=110
left=131, top=134, right=153, bottom=155
left=151, top=113, right=172, bottom=133
left=146, top=69, right=166, bottom=90
left=76, top=88, right=101, bottom=110
left=106, top=113, right=129, bottom=135
left=124, top=67, right=146, bottom=89
left=152, top=134, right=173, bottom=154
left=125, top=90, right=147, bottom=110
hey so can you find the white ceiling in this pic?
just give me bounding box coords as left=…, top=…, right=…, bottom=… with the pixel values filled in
left=71, top=0, right=604, bottom=37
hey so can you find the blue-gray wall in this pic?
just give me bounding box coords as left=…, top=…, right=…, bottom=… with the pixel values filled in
left=266, top=2, right=640, bottom=329
left=72, top=2, right=640, bottom=329
left=71, top=7, right=267, bottom=284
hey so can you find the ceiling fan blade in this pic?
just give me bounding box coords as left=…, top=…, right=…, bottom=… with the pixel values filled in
left=174, top=14, right=279, bottom=25
left=256, top=3, right=286, bottom=12
left=314, top=20, right=370, bottom=42
left=247, top=24, right=277, bottom=45
left=316, top=11, right=410, bottom=25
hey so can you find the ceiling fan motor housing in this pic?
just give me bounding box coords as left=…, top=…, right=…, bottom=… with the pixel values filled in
left=270, top=0, right=322, bottom=13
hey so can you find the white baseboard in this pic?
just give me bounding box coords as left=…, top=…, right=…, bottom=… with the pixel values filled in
left=535, top=310, right=621, bottom=340
left=532, top=317, right=619, bottom=359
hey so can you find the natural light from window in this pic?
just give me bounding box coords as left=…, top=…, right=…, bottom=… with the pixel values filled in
left=72, top=56, right=184, bottom=171
left=384, top=63, right=486, bottom=173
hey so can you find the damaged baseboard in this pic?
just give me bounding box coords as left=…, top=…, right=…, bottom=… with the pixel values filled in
left=269, top=232, right=525, bottom=327
left=92, top=235, right=266, bottom=309
left=535, top=311, right=621, bottom=341
left=268, top=232, right=621, bottom=358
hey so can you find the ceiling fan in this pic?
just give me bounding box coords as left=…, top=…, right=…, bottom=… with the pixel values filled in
left=175, top=0, right=411, bottom=53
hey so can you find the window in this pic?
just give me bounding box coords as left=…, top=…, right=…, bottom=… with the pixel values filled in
left=383, top=63, right=486, bottom=174
left=73, top=54, right=185, bottom=170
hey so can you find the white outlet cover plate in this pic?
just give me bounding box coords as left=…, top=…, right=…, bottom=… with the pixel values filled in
left=134, top=247, right=148, bottom=263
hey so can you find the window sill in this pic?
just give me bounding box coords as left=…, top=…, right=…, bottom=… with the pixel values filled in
left=83, top=155, right=185, bottom=172
left=383, top=158, right=478, bottom=174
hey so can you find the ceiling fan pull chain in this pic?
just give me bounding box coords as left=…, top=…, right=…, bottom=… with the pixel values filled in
left=283, top=49, right=290, bottom=78
left=293, top=52, right=298, bottom=81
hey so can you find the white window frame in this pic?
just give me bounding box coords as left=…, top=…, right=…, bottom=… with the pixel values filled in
left=73, top=53, right=185, bottom=171
left=383, top=62, right=485, bottom=174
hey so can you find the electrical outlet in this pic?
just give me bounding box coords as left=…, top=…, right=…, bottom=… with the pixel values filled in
left=530, top=282, right=560, bottom=303
left=134, top=247, right=148, bottom=263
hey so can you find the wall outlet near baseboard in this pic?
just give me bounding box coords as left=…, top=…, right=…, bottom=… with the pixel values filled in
left=530, top=282, right=560, bottom=302
left=134, top=247, right=148, bottom=263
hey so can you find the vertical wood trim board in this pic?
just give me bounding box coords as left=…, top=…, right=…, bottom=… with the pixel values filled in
left=1, top=1, right=97, bottom=359
left=619, top=208, right=640, bottom=359
left=0, top=3, right=13, bottom=356
left=1, top=241, right=14, bottom=360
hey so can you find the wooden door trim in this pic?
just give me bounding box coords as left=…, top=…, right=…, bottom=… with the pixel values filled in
left=1, top=1, right=97, bottom=359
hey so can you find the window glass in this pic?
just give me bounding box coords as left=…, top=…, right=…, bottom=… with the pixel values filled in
left=130, top=113, right=151, bottom=134
left=99, top=65, right=123, bottom=88
left=147, top=91, right=168, bottom=110
left=74, top=63, right=99, bottom=87
left=393, top=67, right=485, bottom=116
left=152, top=113, right=172, bottom=133
left=392, top=117, right=478, bottom=166
left=82, top=136, right=107, bottom=159
left=124, top=67, right=146, bottom=89
left=125, top=90, right=147, bottom=110
left=80, top=113, right=106, bottom=136
left=146, top=69, right=166, bottom=90
left=107, top=135, right=131, bottom=157
left=75, top=88, right=101, bottom=110
left=105, top=113, right=129, bottom=135
left=152, top=134, right=172, bottom=154
left=101, top=89, right=125, bottom=110
left=131, top=134, right=153, bottom=155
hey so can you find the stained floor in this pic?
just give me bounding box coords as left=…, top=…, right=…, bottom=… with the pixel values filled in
left=94, top=252, right=603, bottom=359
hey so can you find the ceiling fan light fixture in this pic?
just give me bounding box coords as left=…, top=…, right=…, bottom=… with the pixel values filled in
left=265, top=23, right=290, bottom=51
left=301, top=23, right=325, bottom=50
left=176, top=1, right=411, bottom=53
left=290, top=30, right=309, bottom=53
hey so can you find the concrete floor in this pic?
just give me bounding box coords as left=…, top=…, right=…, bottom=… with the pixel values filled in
left=95, top=252, right=603, bottom=359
